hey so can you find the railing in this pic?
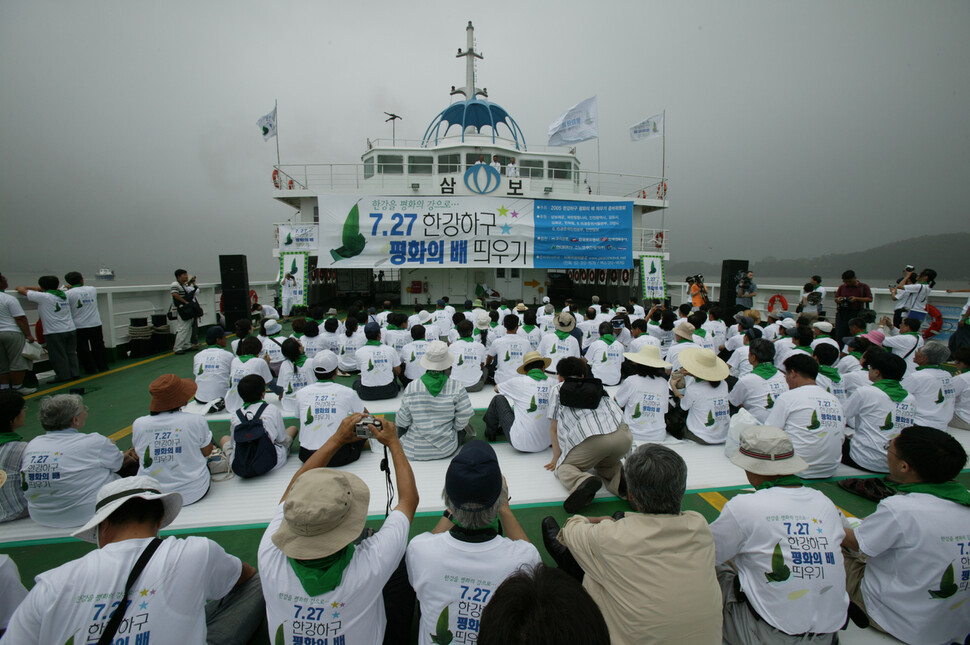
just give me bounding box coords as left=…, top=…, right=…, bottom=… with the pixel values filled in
left=366, top=135, right=586, bottom=154
left=633, top=228, right=669, bottom=253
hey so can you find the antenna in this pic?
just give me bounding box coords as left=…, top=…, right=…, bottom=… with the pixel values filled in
left=384, top=112, right=402, bottom=146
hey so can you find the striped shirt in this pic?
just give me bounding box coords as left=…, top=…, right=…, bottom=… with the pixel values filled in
left=397, top=377, right=474, bottom=461
left=0, top=441, right=29, bottom=522
left=546, top=381, right=624, bottom=468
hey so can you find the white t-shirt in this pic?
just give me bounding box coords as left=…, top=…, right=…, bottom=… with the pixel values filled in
left=614, top=375, right=669, bottom=442
left=3, top=536, right=240, bottom=644
left=536, top=332, right=580, bottom=373
left=401, top=339, right=430, bottom=380
left=898, top=283, right=931, bottom=314
left=681, top=379, right=730, bottom=443
left=952, top=371, right=970, bottom=424
left=841, top=369, right=872, bottom=399
left=260, top=334, right=287, bottom=368
left=496, top=374, right=554, bottom=452
left=193, top=346, right=234, bottom=403
left=710, top=486, right=848, bottom=636
left=856, top=493, right=970, bottom=645
left=692, top=330, right=717, bottom=352
left=627, top=333, right=660, bottom=353
left=665, top=340, right=697, bottom=373
left=727, top=345, right=754, bottom=379
left=228, top=402, right=290, bottom=470
left=295, top=381, right=365, bottom=451
left=278, top=357, right=315, bottom=416
left=261, top=304, right=280, bottom=319
left=837, top=353, right=862, bottom=375
left=815, top=370, right=848, bottom=406
left=65, top=285, right=102, bottom=329
left=577, top=319, right=600, bottom=349
left=301, top=334, right=325, bottom=359
left=902, top=367, right=957, bottom=429
left=883, top=331, right=922, bottom=371
left=132, top=411, right=213, bottom=505
left=225, top=356, right=273, bottom=413
left=729, top=369, right=790, bottom=423
left=432, top=308, right=454, bottom=334
left=488, top=334, right=531, bottom=384
left=517, top=325, right=543, bottom=351
left=356, top=343, right=400, bottom=387
left=259, top=506, right=410, bottom=645
left=26, top=290, right=75, bottom=334
left=383, top=328, right=411, bottom=356
left=448, top=339, right=487, bottom=388
left=843, top=383, right=917, bottom=472
left=406, top=532, right=542, bottom=645
left=765, top=385, right=846, bottom=479
left=21, top=429, right=122, bottom=527
left=315, top=331, right=342, bottom=354
left=0, top=554, right=27, bottom=630
left=585, top=338, right=625, bottom=386
left=702, top=319, right=728, bottom=350
left=0, top=292, right=26, bottom=333
left=337, top=331, right=366, bottom=372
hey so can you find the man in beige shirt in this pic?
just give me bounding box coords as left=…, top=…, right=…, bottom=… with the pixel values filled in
left=546, top=444, right=722, bottom=645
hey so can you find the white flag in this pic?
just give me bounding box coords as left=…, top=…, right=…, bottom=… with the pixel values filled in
left=630, top=112, right=663, bottom=142
left=257, top=107, right=277, bottom=141
left=548, top=96, right=598, bottom=146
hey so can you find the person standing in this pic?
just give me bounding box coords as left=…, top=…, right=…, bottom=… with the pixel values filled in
left=64, top=272, right=108, bottom=374
left=280, top=272, right=299, bottom=318
left=736, top=271, right=758, bottom=312
left=833, top=270, right=872, bottom=343
left=16, top=276, right=78, bottom=383
left=0, top=272, right=35, bottom=395
left=170, top=269, right=194, bottom=355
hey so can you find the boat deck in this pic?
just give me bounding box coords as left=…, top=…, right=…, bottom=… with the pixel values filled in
left=5, top=325, right=969, bottom=645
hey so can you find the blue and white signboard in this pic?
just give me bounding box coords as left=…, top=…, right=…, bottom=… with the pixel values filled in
left=318, top=195, right=632, bottom=269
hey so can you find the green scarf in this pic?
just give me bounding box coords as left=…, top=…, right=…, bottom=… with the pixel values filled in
left=884, top=480, right=970, bottom=508
left=68, top=284, right=82, bottom=289
left=527, top=369, right=548, bottom=381
left=694, top=329, right=707, bottom=338
left=458, top=336, right=474, bottom=343
left=600, top=334, right=616, bottom=345
left=0, top=432, right=22, bottom=447
left=292, top=332, right=304, bottom=339
left=421, top=371, right=449, bottom=397
left=849, top=351, right=863, bottom=360
left=554, top=330, right=571, bottom=341
left=238, top=354, right=257, bottom=363
left=902, top=331, right=920, bottom=337
left=751, top=363, right=778, bottom=380
left=871, top=379, right=908, bottom=403
left=46, top=289, right=67, bottom=300
left=365, top=340, right=382, bottom=347
left=489, top=322, right=499, bottom=329
left=676, top=337, right=691, bottom=344
left=793, top=346, right=813, bottom=353
left=386, top=324, right=401, bottom=331
left=755, top=475, right=803, bottom=490
left=649, top=320, right=659, bottom=326
left=522, top=325, right=536, bottom=333
left=817, top=365, right=841, bottom=383
left=293, top=355, right=308, bottom=368
left=916, top=364, right=943, bottom=371
left=287, top=545, right=356, bottom=596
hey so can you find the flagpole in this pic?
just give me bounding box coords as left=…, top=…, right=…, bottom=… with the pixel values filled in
left=660, top=110, right=666, bottom=248
left=274, top=99, right=281, bottom=166
left=596, top=138, right=601, bottom=195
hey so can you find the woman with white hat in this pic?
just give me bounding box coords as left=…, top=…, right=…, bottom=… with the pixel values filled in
left=614, top=346, right=673, bottom=443
left=669, top=348, right=731, bottom=445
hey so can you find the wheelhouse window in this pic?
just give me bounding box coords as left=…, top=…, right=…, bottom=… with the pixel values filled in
left=363, top=156, right=375, bottom=179
left=377, top=155, right=403, bottom=174
left=465, top=153, right=491, bottom=167
left=519, top=159, right=544, bottom=178
left=408, top=155, right=433, bottom=174
left=549, top=161, right=572, bottom=180
left=438, top=153, right=460, bottom=174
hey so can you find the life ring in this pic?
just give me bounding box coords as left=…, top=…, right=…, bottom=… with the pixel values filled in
left=922, top=304, right=943, bottom=339
left=272, top=169, right=281, bottom=189
left=219, top=290, right=259, bottom=313
left=656, top=182, right=667, bottom=199
left=287, top=179, right=295, bottom=190
left=610, top=269, right=619, bottom=283
left=767, top=294, right=788, bottom=314
left=653, top=232, right=664, bottom=249
left=621, top=268, right=630, bottom=283
left=597, top=269, right=607, bottom=284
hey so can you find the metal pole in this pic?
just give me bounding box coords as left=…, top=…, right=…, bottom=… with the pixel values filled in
left=274, top=99, right=281, bottom=166
left=596, top=138, right=601, bottom=194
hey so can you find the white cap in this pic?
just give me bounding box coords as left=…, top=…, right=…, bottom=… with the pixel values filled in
left=311, top=350, right=338, bottom=374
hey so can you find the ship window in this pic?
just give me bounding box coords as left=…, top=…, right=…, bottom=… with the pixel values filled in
left=408, top=155, right=433, bottom=174
left=438, top=153, right=460, bottom=174
left=496, top=268, right=506, bottom=278
left=313, top=206, right=319, bottom=223
left=465, top=153, right=491, bottom=167
left=363, top=156, right=375, bottom=179
left=377, top=155, right=403, bottom=175
left=549, top=161, right=572, bottom=180
left=519, top=159, right=544, bottom=178
left=511, top=268, right=520, bottom=278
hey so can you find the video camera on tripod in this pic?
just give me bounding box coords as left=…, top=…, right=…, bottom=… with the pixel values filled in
left=735, top=270, right=752, bottom=291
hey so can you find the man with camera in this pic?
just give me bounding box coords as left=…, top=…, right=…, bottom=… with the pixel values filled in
left=170, top=269, right=198, bottom=355
left=833, top=270, right=872, bottom=343
left=688, top=274, right=709, bottom=309
left=735, top=271, right=757, bottom=314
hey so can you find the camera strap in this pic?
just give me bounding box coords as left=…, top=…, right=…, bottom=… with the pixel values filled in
left=380, top=444, right=394, bottom=519
left=98, top=538, right=163, bottom=645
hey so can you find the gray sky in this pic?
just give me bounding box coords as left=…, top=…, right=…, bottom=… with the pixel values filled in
left=2, top=0, right=968, bottom=282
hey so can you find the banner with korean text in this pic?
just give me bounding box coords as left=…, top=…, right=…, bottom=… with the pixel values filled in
left=318, top=195, right=633, bottom=269
left=640, top=254, right=666, bottom=300
left=277, top=224, right=319, bottom=251
left=280, top=252, right=309, bottom=307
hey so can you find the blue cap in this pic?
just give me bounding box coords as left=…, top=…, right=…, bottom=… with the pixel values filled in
left=205, top=326, right=225, bottom=344
left=437, top=299, right=446, bottom=307
left=364, top=321, right=381, bottom=336
left=445, top=440, right=502, bottom=510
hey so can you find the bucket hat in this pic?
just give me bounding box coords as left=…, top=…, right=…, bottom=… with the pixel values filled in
left=729, top=425, right=809, bottom=476
left=73, top=476, right=182, bottom=544
left=149, top=374, right=196, bottom=412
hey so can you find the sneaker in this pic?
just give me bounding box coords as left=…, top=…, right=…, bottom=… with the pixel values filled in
left=13, top=386, right=37, bottom=395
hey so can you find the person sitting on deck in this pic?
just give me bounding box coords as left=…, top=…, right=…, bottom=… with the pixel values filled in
left=448, top=319, right=488, bottom=392
left=841, top=426, right=970, bottom=645
left=257, top=413, right=419, bottom=645
left=383, top=313, right=411, bottom=356
left=398, top=324, right=430, bottom=389
left=482, top=350, right=554, bottom=449
left=765, top=354, right=846, bottom=479
left=728, top=337, right=789, bottom=423
left=518, top=308, right=543, bottom=350
left=666, top=321, right=698, bottom=373
left=253, top=301, right=280, bottom=320
left=220, top=374, right=297, bottom=475
left=406, top=440, right=542, bottom=645
left=952, top=346, right=970, bottom=430
left=132, top=374, right=217, bottom=505
left=537, top=313, right=581, bottom=374
left=317, top=316, right=343, bottom=354
left=726, top=327, right=762, bottom=382
left=276, top=337, right=312, bottom=415
left=902, top=340, right=957, bottom=429
left=259, top=319, right=287, bottom=375
left=225, top=336, right=273, bottom=412
left=614, top=345, right=672, bottom=444
left=810, top=320, right=839, bottom=352
left=295, top=351, right=366, bottom=465
left=586, top=320, right=626, bottom=386
left=397, top=341, right=474, bottom=461
left=542, top=443, right=722, bottom=645
left=230, top=317, right=252, bottom=355
left=21, top=393, right=137, bottom=527
left=487, top=314, right=531, bottom=385
left=812, top=343, right=848, bottom=405
left=711, top=425, right=848, bottom=644
left=879, top=315, right=924, bottom=376
left=577, top=308, right=601, bottom=350
left=668, top=347, right=731, bottom=445
left=2, top=476, right=264, bottom=643
left=0, top=391, right=29, bottom=523
left=545, top=357, right=632, bottom=513
left=337, top=316, right=365, bottom=376
left=353, top=322, right=401, bottom=401
left=192, top=325, right=234, bottom=407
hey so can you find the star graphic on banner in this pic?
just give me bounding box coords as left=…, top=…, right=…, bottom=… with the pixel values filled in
left=139, top=601, right=148, bottom=610
left=500, top=223, right=512, bottom=235
left=510, top=210, right=519, bottom=218
left=812, top=518, right=818, bottom=523
left=332, top=602, right=340, bottom=608
left=817, top=527, right=824, bottom=534
left=333, top=612, right=340, bottom=619
left=150, top=589, right=156, bottom=596
left=497, top=205, right=509, bottom=217
left=139, top=588, right=149, bottom=597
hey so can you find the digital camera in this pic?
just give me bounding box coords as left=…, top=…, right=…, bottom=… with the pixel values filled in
left=355, top=416, right=381, bottom=439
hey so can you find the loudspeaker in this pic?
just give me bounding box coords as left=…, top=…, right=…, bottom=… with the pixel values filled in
left=222, top=289, right=250, bottom=331
left=719, top=259, right=749, bottom=314
left=220, top=255, right=250, bottom=291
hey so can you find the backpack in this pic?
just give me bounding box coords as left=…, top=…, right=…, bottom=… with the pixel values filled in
left=232, top=404, right=277, bottom=478
left=559, top=377, right=606, bottom=410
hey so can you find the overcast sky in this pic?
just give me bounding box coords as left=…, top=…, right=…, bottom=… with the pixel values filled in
left=2, top=0, right=968, bottom=282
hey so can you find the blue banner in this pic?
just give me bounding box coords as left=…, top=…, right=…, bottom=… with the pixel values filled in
left=532, top=200, right=633, bottom=269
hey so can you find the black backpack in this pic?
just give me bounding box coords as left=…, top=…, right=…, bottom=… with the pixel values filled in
left=559, top=377, right=607, bottom=410
left=232, top=404, right=277, bottom=478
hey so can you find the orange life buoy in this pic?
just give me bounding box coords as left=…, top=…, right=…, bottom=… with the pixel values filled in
left=767, top=294, right=788, bottom=314
left=272, top=169, right=281, bottom=189
left=656, top=182, right=667, bottom=198
left=653, top=232, right=664, bottom=249
left=922, top=304, right=943, bottom=339
left=287, top=179, right=295, bottom=190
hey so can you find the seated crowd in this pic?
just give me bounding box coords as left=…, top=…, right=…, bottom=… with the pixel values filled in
left=1, top=282, right=969, bottom=644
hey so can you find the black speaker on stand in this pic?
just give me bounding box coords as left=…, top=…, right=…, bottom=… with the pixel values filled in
left=220, top=255, right=250, bottom=332
left=719, top=259, right=749, bottom=315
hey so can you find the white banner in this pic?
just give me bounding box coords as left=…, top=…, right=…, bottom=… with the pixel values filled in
left=640, top=254, right=666, bottom=300
left=278, top=224, right=318, bottom=251
left=548, top=96, right=599, bottom=146
left=630, top=112, right=663, bottom=142
left=280, top=252, right=308, bottom=307
left=257, top=106, right=277, bottom=141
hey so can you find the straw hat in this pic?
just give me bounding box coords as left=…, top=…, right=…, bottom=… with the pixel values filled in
left=475, top=313, right=491, bottom=330
left=678, top=347, right=729, bottom=381
left=72, top=476, right=183, bottom=544
left=421, top=340, right=453, bottom=371
left=515, top=303, right=528, bottom=312
left=554, top=313, right=576, bottom=333
left=729, top=425, right=809, bottom=476
left=272, top=469, right=370, bottom=559
left=623, top=345, right=672, bottom=369
left=673, top=321, right=696, bottom=341
left=149, top=374, right=196, bottom=412
left=517, top=350, right=552, bottom=374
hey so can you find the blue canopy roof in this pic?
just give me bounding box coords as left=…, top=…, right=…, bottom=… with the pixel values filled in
left=422, top=99, right=527, bottom=150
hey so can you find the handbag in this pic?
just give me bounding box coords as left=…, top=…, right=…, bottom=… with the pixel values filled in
left=21, top=340, right=44, bottom=362
left=97, top=537, right=163, bottom=645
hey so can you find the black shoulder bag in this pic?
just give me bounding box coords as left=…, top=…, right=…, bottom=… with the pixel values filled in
left=97, top=537, right=163, bottom=645
left=559, top=376, right=606, bottom=409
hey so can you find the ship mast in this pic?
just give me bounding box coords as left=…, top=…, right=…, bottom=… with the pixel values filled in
left=451, top=21, right=487, bottom=100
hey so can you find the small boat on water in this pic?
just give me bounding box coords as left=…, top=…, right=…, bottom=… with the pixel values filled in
left=94, top=266, right=115, bottom=280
